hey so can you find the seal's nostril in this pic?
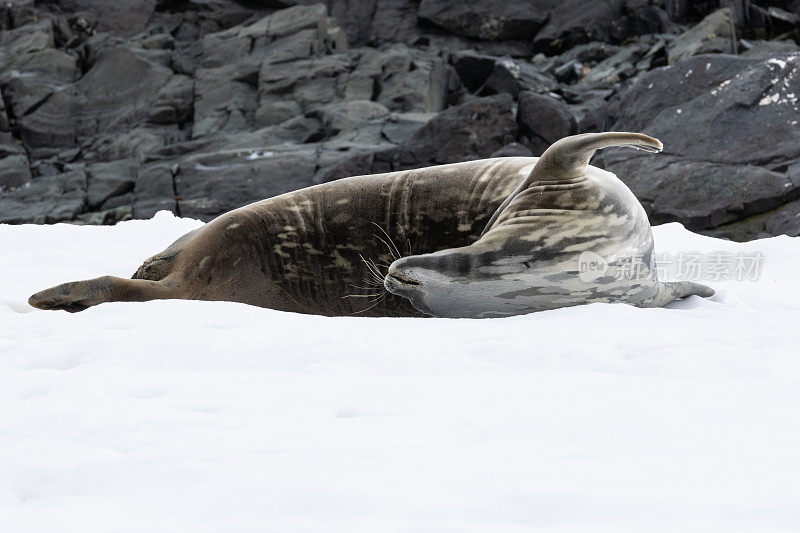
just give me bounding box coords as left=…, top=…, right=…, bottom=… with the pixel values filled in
left=388, top=273, right=421, bottom=286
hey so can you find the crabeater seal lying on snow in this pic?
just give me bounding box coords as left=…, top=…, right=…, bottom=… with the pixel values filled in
left=29, top=132, right=713, bottom=317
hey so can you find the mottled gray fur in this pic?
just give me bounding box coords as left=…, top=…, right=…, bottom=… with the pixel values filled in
left=384, top=133, right=714, bottom=318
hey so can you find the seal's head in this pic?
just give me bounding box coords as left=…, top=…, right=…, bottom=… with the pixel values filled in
left=384, top=248, right=483, bottom=317
left=385, top=132, right=714, bottom=318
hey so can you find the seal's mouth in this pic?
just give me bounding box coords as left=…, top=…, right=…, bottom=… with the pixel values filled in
left=386, top=273, right=421, bottom=286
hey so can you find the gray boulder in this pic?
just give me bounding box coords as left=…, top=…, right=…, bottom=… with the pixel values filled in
left=132, top=164, right=177, bottom=219
left=0, top=170, right=86, bottom=224
left=400, top=93, right=517, bottom=166
left=601, top=52, right=800, bottom=238
left=174, top=148, right=320, bottom=220
left=517, top=92, right=577, bottom=155
left=667, top=8, right=737, bottom=65
left=477, top=57, right=558, bottom=97
left=418, top=0, right=557, bottom=41
left=59, top=0, right=157, bottom=37
left=86, top=159, right=137, bottom=210
left=533, top=0, right=627, bottom=54
left=0, top=154, right=32, bottom=191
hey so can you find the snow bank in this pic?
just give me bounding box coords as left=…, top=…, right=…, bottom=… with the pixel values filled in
left=1, top=213, right=798, bottom=532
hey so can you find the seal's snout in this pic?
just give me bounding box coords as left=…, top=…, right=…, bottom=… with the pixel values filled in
left=384, top=260, right=423, bottom=295
left=384, top=272, right=422, bottom=294
left=387, top=273, right=421, bottom=286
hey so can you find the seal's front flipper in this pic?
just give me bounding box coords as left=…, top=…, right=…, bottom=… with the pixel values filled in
left=28, top=276, right=179, bottom=312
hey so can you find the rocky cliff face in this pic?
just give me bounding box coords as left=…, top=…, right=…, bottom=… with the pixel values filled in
left=2, top=0, right=800, bottom=240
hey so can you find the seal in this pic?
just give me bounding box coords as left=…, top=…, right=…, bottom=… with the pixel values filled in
left=28, top=156, right=531, bottom=316
left=29, top=132, right=714, bottom=317
left=383, top=132, right=715, bottom=318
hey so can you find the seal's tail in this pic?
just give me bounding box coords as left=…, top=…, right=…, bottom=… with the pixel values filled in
left=481, top=132, right=662, bottom=236
left=28, top=276, right=179, bottom=312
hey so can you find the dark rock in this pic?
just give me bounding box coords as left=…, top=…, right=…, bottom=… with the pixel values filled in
left=376, top=112, right=435, bottom=144
left=200, top=4, right=329, bottom=69
left=257, top=53, right=350, bottom=117
left=94, top=128, right=170, bottom=161
left=765, top=198, right=800, bottom=237
left=0, top=170, right=86, bottom=223
left=554, top=60, right=584, bottom=83
left=741, top=39, right=800, bottom=58
left=418, top=0, right=557, bottom=41
left=568, top=97, right=609, bottom=133
left=194, top=64, right=260, bottom=137
left=59, top=0, right=157, bottom=38
left=74, top=205, right=132, bottom=225
left=315, top=150, right=375, bottom=183
left=490, top=143, right=534, bottom=157
left=624, top=0, right=680, bottom=36
left=368, top=0, right=419, bottom=44
left=86, top=159, right=136, bottom=209
left=314, top=100, right=390, bottom=136
left=477, top=57, right=558, bottom=97
left=533, top=0, right=628, bottom=55
left=611, top=53, right=800, bottom=167
left=601, top=52, right=800, bottom=233
left=517, top=91, right=577, bottom=155
left=174, top=148, right=319, bottom=220
left=15, top=45, right=174, bottom=151
left=603, top=156, right=799, bottom=231
left=539, top=42, right=621, bottom=74
left=148, top=75, right=194, bottom=125
left=344, top=45, right=448, bottom=113
left=533, top=0, right=675, bottom=55
left=668, top=8, right=737, bottom=64
left=132, top=163, right=176, bottom=219
left=0, top=19, right=54, bottom=59
left=0, top=154, right=32, bottom=190
left=16, top=90, right=79, bottom=149
left=423, top=33, right=536, bottom=58
left=193, top=5, right=334, bottom=135
left=577, top=41, right=649, bottom=88
left=254, top=101, right=303, bottom=128
left=400, top=93, right=517, bottom=165
left=451, top=51, right=496, bottom=92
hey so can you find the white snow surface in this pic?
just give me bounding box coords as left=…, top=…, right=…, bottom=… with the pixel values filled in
left=1, top=212, right=799, bottom=532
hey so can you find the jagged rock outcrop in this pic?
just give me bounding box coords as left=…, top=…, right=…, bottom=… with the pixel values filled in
left=2, top=0, right=800, bottom=241
left=600, top=53, right=800, bottom=239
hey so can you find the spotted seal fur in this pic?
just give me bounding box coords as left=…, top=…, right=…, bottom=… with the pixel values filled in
left=383, top=132, right=714, bottom=317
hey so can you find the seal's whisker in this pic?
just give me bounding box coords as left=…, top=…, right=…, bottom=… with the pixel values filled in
left=350, top=292, right=386, bottom=315
left=371, top=222, right=401, bottom=260
left=373, top=234, right=399, bottom=261
left=349, top=278, right=382, bottom=288
left=360, top=255, right=386, bottom=285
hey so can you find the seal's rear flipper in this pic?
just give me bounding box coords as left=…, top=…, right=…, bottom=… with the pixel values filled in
left=28, top=276, right=179, bottom=312
left=646, top=280, right=715, bottom=307
left=481, top=132, right=663, bottom=236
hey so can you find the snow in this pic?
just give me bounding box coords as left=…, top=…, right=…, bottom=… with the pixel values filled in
left=1, top=212, right=799, bottom=532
